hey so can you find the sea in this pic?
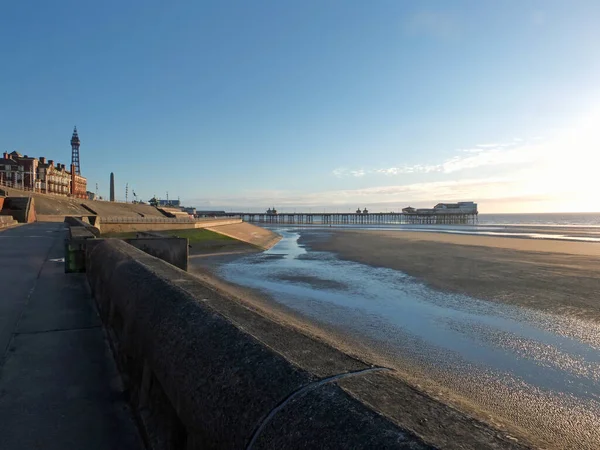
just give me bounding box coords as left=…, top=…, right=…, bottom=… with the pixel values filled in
left=252, top=212, right=600, bottom=242
left=478, top=212, right=600, bottom=226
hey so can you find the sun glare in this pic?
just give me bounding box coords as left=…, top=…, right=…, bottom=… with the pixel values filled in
left=523, top=106, right=600, bottom=212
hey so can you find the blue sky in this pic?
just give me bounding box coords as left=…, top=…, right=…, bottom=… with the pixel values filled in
left=1, top=1, right=599, bottom=212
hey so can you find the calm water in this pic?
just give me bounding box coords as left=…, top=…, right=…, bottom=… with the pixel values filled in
left=257, top=212, right=600, bottom=241
left=215, top=229, right=600, bottom=448
left=259, top=212, right=600, bottom=226
left=479, top=212, right=600, bottom=226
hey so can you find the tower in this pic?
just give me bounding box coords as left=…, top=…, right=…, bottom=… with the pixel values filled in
left=70, top=126, right=81, bottom=175
left=110, top=172, right=115, bottom=202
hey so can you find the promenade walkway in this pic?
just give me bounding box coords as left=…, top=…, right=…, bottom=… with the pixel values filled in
left=0, top=223, right=142, bottom=449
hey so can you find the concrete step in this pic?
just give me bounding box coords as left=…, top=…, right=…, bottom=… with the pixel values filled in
left=0, top=196, right=34, bottom=224
left=0, top=215, right=17, bottom=223
left=0, top=216, right=18, bottom=228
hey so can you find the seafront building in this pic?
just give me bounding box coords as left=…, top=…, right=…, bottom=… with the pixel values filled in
left=403, top=201, right=478, bottom=215
left=158, top=199, right=181, bottom=207
left=0, top=127, right=87, bottom=198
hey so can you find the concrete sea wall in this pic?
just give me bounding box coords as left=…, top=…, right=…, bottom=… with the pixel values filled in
left=124, top=237, right=188, bottom=271
left=85, top=239, right=524, bottom=450
left=85, top=240, right=424, bottom=449
left=37, top=214, right=71, bottom=222
left=207, top=222, right=281, bottom=250
left=98, top=218, right=242, bottom=234
left=64, top=216, right=101, bottom=238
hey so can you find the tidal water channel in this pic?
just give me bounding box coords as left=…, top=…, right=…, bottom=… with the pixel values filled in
left=214, top=229, right=600, bottom=448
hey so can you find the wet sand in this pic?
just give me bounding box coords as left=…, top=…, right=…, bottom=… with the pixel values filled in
left=301, top=230, right=600, bottom=322
left=188, top=261, right=535, bottom=449
left=189, top=229, right=600, bottom=449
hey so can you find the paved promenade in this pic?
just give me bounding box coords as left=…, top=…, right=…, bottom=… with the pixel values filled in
left=0, top=223, right=141, bottom=449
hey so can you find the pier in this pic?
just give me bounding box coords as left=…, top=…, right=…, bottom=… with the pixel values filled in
left=216, top=202, right=479, bottom=226
left=232, top=211, right=478, bottom=226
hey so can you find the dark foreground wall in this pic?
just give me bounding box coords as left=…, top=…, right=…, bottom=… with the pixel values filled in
left=65, top=216, right=101, bottom=238
left=86, top=240, right=526, bottom=450
left=124, top=237, right=188, bottom=271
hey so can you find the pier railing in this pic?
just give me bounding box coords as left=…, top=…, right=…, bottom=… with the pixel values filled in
left=99, top=216, right=241, bottom=224
left=234, top=212, right=478, bottom=226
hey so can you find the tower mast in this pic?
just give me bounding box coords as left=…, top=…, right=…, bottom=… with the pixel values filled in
left=70, top=126, right=81, bottom=175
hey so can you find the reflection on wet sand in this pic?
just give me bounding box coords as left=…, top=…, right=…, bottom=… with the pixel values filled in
left=213, top=229, right=600, bottom=449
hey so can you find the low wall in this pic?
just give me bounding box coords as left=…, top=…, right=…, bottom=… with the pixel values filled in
left=65, top=216, right=101, bottom=238
left=37, top=214, right=69, bottom=222
left=86, top=240, right=521, bottom=450
left=124, top=237, right=188, bottom=271
left=98, top=218, right=242, bottom=234
left=85, top=240, right=420, bottom=449
left=194, top=218, right=241, bottom=228
left=99, top=221, right=197, bottom=234
left=66, top=236, right=188, bottom=273
left=64, top=217, right=100, bottom=273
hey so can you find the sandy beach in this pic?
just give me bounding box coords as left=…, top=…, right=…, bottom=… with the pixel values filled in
left=189, top=228, right=600, bottom=449
left=301, top=230, right=600, bottom=322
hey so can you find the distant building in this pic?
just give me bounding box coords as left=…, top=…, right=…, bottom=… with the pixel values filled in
left=433, top=202, right=478, bottom=213
left=401, top=202, right=478, bottom=215
left=37, top=158, right=70, bottom=195
left=183, top=206, right=196, bottom=215
left=158, top=199, right=181, bottom=207
left=0, top=128, right=87, bottom=198
left=70, top=164, right=87, bottom=199
left=0, top=152, right=21, bottom=188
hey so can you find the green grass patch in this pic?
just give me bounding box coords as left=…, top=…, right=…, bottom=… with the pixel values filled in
left=164, top=228, right=236, bottom=244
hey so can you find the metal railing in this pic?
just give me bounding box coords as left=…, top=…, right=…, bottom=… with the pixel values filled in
left=0, top=179, right=72, bottom=196
left=100, top=217, right=196, bottom=224
left=99, top=216, right=241, bottom=224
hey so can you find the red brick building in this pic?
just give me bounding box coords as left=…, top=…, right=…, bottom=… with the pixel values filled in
left=1, top=128, right=87, bottom=198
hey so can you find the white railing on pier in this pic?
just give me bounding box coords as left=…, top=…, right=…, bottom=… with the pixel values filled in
left=99, top=216, right=241, bottom=224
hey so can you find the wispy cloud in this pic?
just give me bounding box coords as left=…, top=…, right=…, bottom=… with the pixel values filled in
left=188, top=107, right=600, bottom=213
left=185, top=176, right=527, bottom=213
left=374, top=164, right=440, bottom=175
left=333, top=167, right=366, bottom=178
left=332, top=168, right=347, bottom=178
left=475, top=143, right=504, bottom=148
left=332, top=139, right=541, bottom=177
